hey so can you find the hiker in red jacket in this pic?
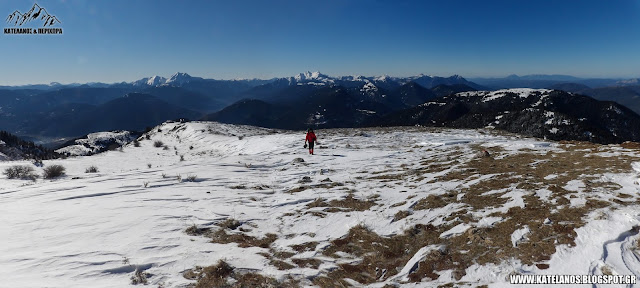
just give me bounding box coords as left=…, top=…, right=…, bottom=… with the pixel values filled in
left=304, top=128, right=317, bottom=155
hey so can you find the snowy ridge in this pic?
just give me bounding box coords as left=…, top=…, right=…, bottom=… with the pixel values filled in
left=131, top=72, right=200, bottom=87
left=146, top=75, right=167, bottom=86
left=457, top=88, right=552, bottom=102
left=129, top=71, right=476, bottom=89
left=166, top=72, right=200, bottom=85
left=2, top=122, right=640, bottom=287
left=56, top=131, right=138, bottom=156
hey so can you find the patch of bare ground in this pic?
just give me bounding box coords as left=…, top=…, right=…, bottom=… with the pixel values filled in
left=318, top=197, right=611, bottom=285
left=315, top=142, right=639, bottom=286
left=392, top=210, right=412, bottom=222
left=290, top=241, right=318, bottom=252
left=316, top=224, right=446, bottom=286
left=292, top=258, right=322, bottom=269
left=257, top=249, right=297, bottom=270
left=185, top=224, right=210, bottom=236
left=305, top=194, right=377, bottom=213
left=186, top=219, right=277, bottom=248
left=413, top=192, right=458, bottom=210
left=620, top=141, right=640, bottom=149
left=269, top=259, right=295, bottom=270
left=217, top=218, right=242, bottom=230
left=184, top=260, right=299, bottom=288
left=208, top=229, right=277, bottom=248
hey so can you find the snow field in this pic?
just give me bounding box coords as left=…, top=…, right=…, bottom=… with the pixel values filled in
left=1, top=122, right=640, bottom=287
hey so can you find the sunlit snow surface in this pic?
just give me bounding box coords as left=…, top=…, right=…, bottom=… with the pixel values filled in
left=1, top=121, right=639, bottom=287
left=457, top=88, right=552, bottom=103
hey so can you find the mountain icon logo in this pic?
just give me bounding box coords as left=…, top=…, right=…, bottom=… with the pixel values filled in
left=6, top=3, right=61, bottom=27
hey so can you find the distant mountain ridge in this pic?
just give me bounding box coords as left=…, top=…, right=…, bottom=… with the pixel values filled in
left=3, top=71, right=640, bottom=145
left=4, top=72, right=638, bottom=91
left=373, top=89, right=640, bottom=144
left=22, top=93, right=201, bottom=137
left=469, top=74, right=632, bottom=89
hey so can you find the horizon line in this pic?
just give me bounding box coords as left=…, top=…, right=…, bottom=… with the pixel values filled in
left=1, top=72, right=638, bottom=87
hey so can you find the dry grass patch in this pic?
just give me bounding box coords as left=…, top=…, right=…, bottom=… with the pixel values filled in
left=329, top=194, right=376, bottom=211
left=217, top=218, right=242, bottom=230
left=270, top=259, right=295, bottom=270
left=393, top=210, right=412, bottom=222
left=292, top=258, right=321, bottom=269
left=185, top=224, right=210, bottom=236
left=185, top=260, right=233, bottom=288
left=257, top=249, right=296, bottom=270
left=413, top=193, right=457, bottom=210
left=185, top=260, right=300, bottom=288
left=186, top=220, right=277, bottom=248
left=266, top=249, right=295, bottom=260
left=208, top=229, right=277, bottom=248
left=305, top=194, right=377, bottom=212
left=314, top=143, right=640, bottom=286
left=318, top=195, right=611, bottom=286
left=620, top=141, right=640, bottom=149
left=314, top=181, right=345, bottom=189
left=290, top=241, right=318, bottom=252
left=305, top=211, right=327, bottom=218
left=318, top=224, right=445, bottom=286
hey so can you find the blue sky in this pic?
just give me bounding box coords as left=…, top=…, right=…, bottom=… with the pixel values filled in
left=1, top=0, right=639, bottom=85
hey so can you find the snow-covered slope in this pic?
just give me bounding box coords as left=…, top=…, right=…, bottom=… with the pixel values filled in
left=56, top=131, right=139, bottom=156
left=457, top=88, right=552, bottom=102
left=1, top=122, right=640, bottom=287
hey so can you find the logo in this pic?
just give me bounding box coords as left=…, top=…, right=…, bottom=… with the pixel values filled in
left=4, top=3, right=63, bottom=35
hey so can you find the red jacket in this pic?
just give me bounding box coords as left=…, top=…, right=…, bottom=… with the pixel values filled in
left=306, top=132, right=316, bottom=143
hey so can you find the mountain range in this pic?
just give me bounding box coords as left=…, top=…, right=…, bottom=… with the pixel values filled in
left=373, top=89, right=640, bottom=144
left=469, top=74, right=639, bottom=90
left=2, top=72, right=640, bottom=145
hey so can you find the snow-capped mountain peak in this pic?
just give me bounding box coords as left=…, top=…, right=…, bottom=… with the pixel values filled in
left=373, top=75, right=393, bottom=82
left=293, top=71, right=330, bottom=82
left=132, top=72, right=201, bottom=87
left=338, top=75, right=368, bottom=82
left=146, top=75, right=167, bottom=86
left=166, top=72, right=194, bottom=85
left=132, top=75, right=168, bottom=87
